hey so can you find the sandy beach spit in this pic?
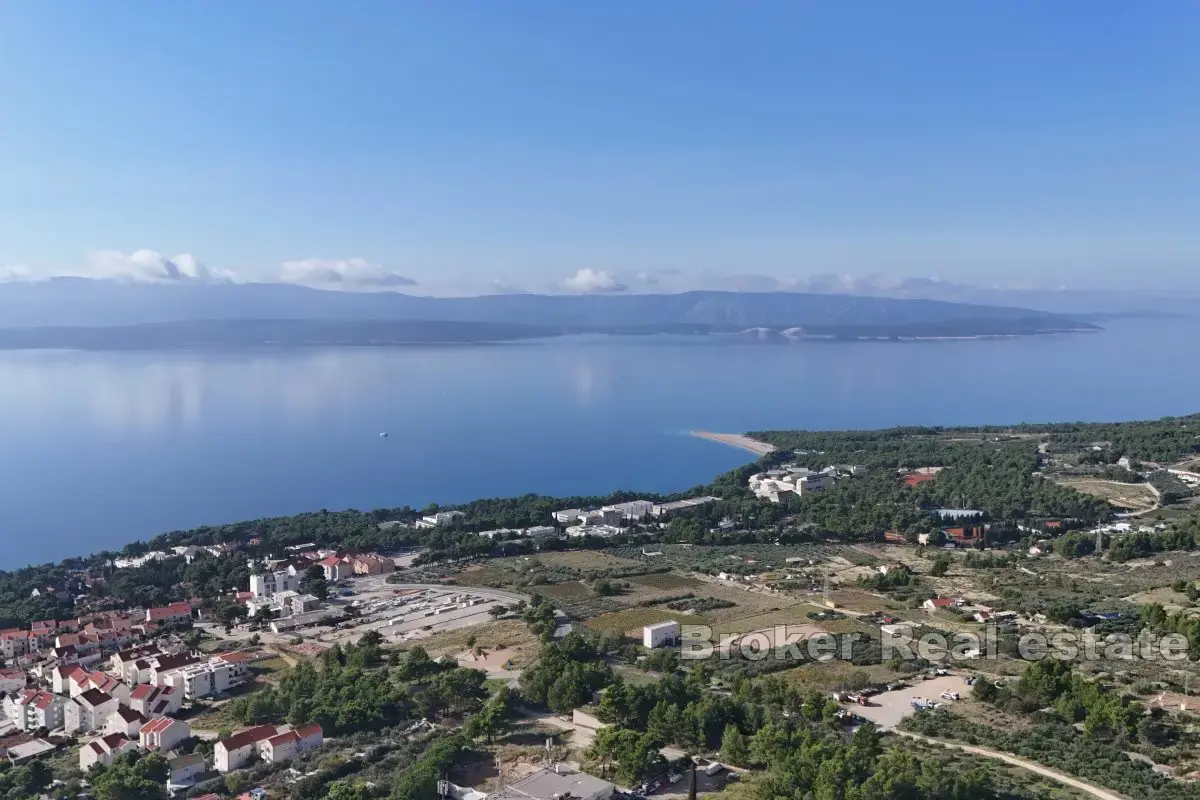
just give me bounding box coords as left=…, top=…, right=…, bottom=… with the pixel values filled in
left=690, top=430, right=776, bottom=455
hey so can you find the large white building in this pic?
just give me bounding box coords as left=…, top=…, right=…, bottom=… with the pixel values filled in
left=4, top=689, right=66, bottom=732
left=414, top=511, right=465, bottom=529
left=160, top=656, right=249, bottom=700
left=249, top=568, right=301, bottom=599
left=602, top=500, right=655, bottom=521
left=65, top=689, right=118, bottom=734
left=643, top=620, right=680, bottom=649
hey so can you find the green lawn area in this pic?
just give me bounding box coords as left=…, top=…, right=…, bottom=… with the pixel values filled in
left=251, top=656, right=293, bottom=681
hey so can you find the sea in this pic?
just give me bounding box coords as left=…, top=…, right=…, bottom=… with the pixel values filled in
left=1, top=317, right=1197, bottom=567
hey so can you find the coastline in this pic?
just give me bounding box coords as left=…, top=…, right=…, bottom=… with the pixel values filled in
left=690, top=430, right=776, bottom=455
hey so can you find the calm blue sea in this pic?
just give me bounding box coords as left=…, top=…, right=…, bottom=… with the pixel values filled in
left=1, top=318, right=1197, bottom=567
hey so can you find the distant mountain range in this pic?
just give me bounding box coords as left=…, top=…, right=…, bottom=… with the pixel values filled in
left=0, top=279, right=1098, bottom=347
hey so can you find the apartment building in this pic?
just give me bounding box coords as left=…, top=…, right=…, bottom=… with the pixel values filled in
left=249, top=569, right=301, bottom=599
left=129, top=683, right=183, bottom=717
left=161, top=657, right=249, bottom=700
left=4, top=689, right=65, bottom=731
left=65, top=689, right=118, bottom=734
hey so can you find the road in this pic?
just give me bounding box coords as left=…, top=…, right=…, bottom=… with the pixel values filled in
left=895, top=731, right=1127, bottom=800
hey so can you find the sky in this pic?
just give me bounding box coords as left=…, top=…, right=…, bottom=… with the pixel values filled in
left=1, top=2, right=1199, bottom=295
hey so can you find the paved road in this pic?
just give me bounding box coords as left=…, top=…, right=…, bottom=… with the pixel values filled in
left=895, top=731, right=1127, bottom=800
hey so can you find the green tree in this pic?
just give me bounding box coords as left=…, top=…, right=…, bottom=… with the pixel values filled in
left=719, top=724, right=749, bottom=767
left=302, top=564, right=329, bottom=600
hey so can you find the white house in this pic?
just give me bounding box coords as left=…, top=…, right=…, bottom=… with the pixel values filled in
left=79, top=733, right=138, bottom=773
left=4, top=689, right=66, bottom=732
left=0, top=667, right=27, bottom=695
left=260, top=723, right=323, bottom=764
left=129, top=683, right=183, bottom=717
left=215, top=724, right=283, bottom=772
left=65, top=689, right=119, bottom=734
left=105, top=707, right=149, bottom=738
left=551, top=509, right=585, bottom=525
left=140, top=716, right=191, bottom=752
left=643, top=620, right=680, bottom=649
left=52, top=664, right=86, bottom=695
left=110, top=646, right=162, bottom=685
left=319, top=555, right=350, bottom=582
left=167, top=752, right=207, bottom=789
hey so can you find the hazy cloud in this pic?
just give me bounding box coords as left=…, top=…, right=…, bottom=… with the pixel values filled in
left=562, top=268, right=627, bottom=294
left=85, top=250, right=229, bottom=282
left=0, top=264, right=34, bottom=282
left=278, top=258, right=417, bottom=289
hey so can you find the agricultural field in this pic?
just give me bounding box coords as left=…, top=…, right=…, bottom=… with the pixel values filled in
left=709, top=603, right=828, bottom=635
left=585, top=607, right=711, bottom=636
left=627, top=572, right=702, bottom=590
left=539, top=581, right=594, bottom=600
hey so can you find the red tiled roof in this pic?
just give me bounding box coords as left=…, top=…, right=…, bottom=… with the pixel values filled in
left=140, top=716, right=179, bottom=735
left=100, top=733, right=130, bottom=751
left=130, top=684, right=155, bottom=700
left=296, top=723, right=322, bottom=739
left=266, top=729, right=300, bottom=747
left=216, top=651, right=254, bottom=663
left=218, top=724, right=280, bottom=752
left=318, top=556, right=342, bottom=567
left=928, top=598, right=956, bottom=607
left=146, top=602, right=192, bottom=622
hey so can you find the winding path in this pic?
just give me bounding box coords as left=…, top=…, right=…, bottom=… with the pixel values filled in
left=895, top=731, right=1127, bottom=800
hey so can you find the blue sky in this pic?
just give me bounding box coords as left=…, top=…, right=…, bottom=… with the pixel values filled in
left=2, top=2, right=1198, bottom=294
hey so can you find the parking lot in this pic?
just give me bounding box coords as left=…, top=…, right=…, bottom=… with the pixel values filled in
left=842, top=674, right=972, bottom=729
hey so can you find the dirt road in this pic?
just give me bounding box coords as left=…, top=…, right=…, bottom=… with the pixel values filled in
left=895, top=731, right=1127, bottom=800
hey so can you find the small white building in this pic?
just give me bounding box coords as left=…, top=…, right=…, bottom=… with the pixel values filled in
left=0, top=667, right=27, bottom=695
left=79, top=733, right=137, bottom=772
left=260, top=723, right=323, bottom=764
left=215, top=724, right=284, bottom=772
left=167, top=752, right=207, bottom=788
left=105, top=707, right=149, bottom=738
left=140, top=716, right=191, bottom=753
left=129, top=683, right=183, bottom=717
left=643, top=620, right=680, bottom=649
